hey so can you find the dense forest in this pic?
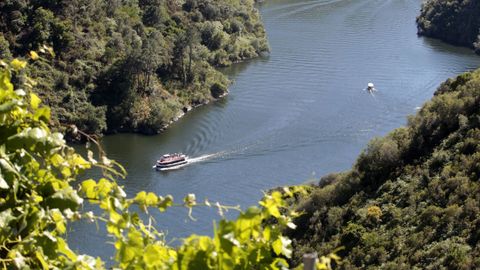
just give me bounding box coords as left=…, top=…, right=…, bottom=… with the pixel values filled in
left=0, top=0, right=268, bottom=138
left=288, top=70, right=480, bottom=269
left=417, top=0, right=480, bottom=53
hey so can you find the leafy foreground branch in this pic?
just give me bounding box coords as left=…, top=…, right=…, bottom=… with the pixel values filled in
left=0, top=59, right=338, bottom=269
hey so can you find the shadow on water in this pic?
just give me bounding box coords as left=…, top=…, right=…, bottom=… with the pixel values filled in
left=219, top=55, right=271, bottom=79
left=421, top=36, right=479, bottom=61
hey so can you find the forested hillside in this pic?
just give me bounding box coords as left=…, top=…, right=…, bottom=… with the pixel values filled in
left=288, top=70, right=480, bottom=269
left=0, top=0, right=268, bottom=137
left=417, top=0, right=480, bottom=53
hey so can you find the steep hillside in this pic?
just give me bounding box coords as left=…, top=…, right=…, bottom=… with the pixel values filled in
left=0, top=0, right=268, bottom=137
left=417, top=0, right=480, bottom=53
left=289, top=70, right=480, bottom=269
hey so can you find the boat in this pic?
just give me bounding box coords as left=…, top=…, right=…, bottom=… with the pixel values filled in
left=367, top=82, right=376, bottom=92
left=155, top=153, right=188, bottom=170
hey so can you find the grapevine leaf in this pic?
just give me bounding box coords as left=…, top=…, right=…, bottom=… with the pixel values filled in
left=0, top=68, right=13, bottom=91
left=57, top=238, right=77, bottom=261
left=0, top=173, right=9, bottom=189
left=143, top=245, right=162, bottom=267
left=0, top=101, right=15, bottom=113
left=51, top=209, right=66, bottom=234
left=11, top=59, right=27, bottom=71
left=30, top=51, right=39, bottom=60
left=0, top=209, right=14, bottom=228
left=135, top=191, right=147, bottom=205
left=81, top=179, right=97, bottom=199
left=35, top=251, right=49, bottom=270
left=272, top=236, right=292, bottom=258
left=30, top=93, right=41, bottom=109
left=158, top=195, right=173, bottom=212
left=145, top=192, right=158, bottom=206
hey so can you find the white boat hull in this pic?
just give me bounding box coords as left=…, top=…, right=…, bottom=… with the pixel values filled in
left=155, top=160, right=188, bottom=171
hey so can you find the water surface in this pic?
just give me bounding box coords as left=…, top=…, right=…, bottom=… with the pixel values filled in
left=70, top=0, right=480, bottom=259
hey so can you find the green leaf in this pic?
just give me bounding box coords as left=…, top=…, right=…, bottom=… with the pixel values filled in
left=33, top=107, right=51, bottom=121
left=48, top=132, right=64, bottom=147
left=0, top=101, right=16, bottom=113
left=223, top=232, right=240, bottom=247
left=109, top=210, right=122, bottom=224
left=81, top=179, right=97, bottom=199
left=35, top=251, right=49, bottom=270
left=271, top=258, right=289, bottom=270
left=10, top=59, right=27, bottom=71
left=50, top=153, right=65, bottom=167
left=61, top=166, right=72, bottom=177
left=283, top=187, right=293, bottom=197
left=45, top=187, right=83, bottom=211
left=0, top=173, right=9, bottom=189
left=96, top=178, right=113, bottom=198
left=158, top=195, right=173, bottom=212
left=51, top=209, right=66, bottom=234
left=272, top=236, right=292, bottom=258
left=0, top=209, right=14, bottom=228
left=0, top=68, right=13, bottom=92
left=144, top=245, right=163, bottom=267
left=272, top=238, right=282, bottom=255
left=57, top=238, right=77, bottom=261
left=184, top=193, right=196, bottom=207
left=12, top=251, right=26, bottom=269
left=135, top=191, right=147, bottom=205
left=0, top=158, right=16, bottom=174
left=261, top=197, right=281, bottom=218
left=145, top=192, right=158, bottom=206
left=263, top=226, right=271, bottom=241
left=198, top=236, right=211, bottom=251
left=30, top=93, right=41, bottom=109
left=28, top=127, right=47, bottom=141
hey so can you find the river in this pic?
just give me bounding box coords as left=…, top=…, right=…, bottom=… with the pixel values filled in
left=70, top=0, right=480, bottom=260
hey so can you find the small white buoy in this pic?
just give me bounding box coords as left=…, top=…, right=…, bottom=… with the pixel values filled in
left=367, top=82, right=374, bottom=89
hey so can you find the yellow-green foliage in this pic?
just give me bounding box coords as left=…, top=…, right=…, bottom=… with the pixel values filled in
left=0, top=60, right=337, bottom=269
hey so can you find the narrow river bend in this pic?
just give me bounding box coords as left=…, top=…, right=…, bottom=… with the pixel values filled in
left=71, top=0, right=480, bottom=258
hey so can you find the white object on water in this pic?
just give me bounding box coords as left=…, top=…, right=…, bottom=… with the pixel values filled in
left=366, top=82, right=377, bottom=94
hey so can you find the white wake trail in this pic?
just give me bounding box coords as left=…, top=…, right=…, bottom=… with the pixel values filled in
left=187, top=152, right=225, bottom=164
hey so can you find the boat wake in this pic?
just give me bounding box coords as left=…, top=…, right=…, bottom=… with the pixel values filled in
left=187, top=152, right=225, bottom=164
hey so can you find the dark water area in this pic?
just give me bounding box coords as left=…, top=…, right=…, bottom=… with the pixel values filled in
left=69, top=0, right=480, bottom=260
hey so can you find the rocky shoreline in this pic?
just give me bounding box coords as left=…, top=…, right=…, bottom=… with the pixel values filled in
left=157, top=91, right=229, bottom=134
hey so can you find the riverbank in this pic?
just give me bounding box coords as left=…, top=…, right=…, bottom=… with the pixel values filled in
left=134, top=90, right=230, bottom=136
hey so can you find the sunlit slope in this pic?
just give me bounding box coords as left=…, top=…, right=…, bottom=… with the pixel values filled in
left=289, top=70, right=480, bottom=269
